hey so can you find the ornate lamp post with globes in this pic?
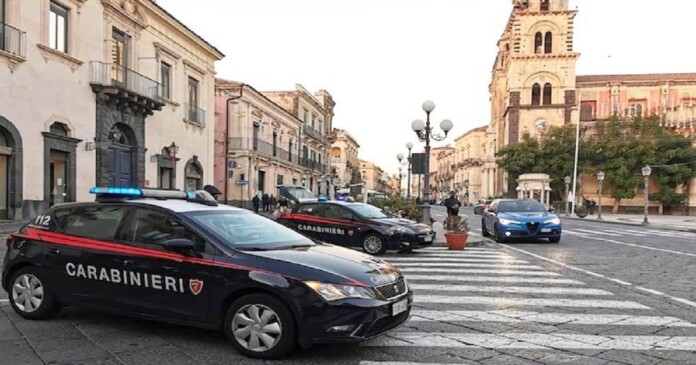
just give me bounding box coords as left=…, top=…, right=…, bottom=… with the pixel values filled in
left=411, top=100, right=453, bottom=225
left=597, top=171, right=605, bottom=220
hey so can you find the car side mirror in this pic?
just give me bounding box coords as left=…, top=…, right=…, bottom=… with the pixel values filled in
left=162, top=238, right=195, bottom=253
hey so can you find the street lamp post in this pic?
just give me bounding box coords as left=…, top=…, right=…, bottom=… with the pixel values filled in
left=641, top=165, right=652, bottom=225
left=411, top=100, right=453, bottom=225
left=564, top=176, right=571, bottom=217
left=406, top=142, right=413, bottom=199
left=597, top=171, right=605, bottom=220
left=396, top=153, right=405, bottom=197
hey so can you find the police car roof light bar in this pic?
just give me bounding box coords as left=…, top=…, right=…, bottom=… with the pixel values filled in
left=89, top=187, right=218, bottom=206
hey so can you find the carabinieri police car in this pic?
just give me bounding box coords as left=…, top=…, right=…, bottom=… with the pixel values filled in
left=2, top=187, right=412, bottom=359
left=276, top=200, right=435, bottom=255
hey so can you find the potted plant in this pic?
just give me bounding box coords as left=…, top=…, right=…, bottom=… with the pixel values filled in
left=444, top=215, right=470, bottom=250
left=575, top=204, right=588, bottom=218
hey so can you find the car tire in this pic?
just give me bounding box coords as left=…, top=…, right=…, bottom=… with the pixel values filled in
left=481, top=219, right=490, bottom=237
left=549, top=237, right=561, bottom=243
left=362, top=234, right=387, bottom=256
left=224, top=293, right=297, bottom=360
left=493, top=224, right=506, bottom=243
left=8, top=266, right=60, bottom=320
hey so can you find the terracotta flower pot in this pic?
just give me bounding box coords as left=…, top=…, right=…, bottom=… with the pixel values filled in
left=445, top=233, right=469, bottom=250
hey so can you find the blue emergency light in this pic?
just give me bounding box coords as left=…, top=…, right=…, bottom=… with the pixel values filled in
left=89, top=187, right=143, bottom=196
left=89, top=186, right=218, bottom=206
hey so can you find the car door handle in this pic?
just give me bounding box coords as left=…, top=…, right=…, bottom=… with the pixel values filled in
left=47, top=248, right=61, bottom=255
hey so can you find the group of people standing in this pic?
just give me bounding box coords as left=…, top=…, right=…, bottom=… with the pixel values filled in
left=251, top=193, right=288, bottom=213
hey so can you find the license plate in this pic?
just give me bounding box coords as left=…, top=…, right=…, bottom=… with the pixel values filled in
left=424, top=236, right=433, bottom=242
left=392, top=298, right=408, bottom=316
left=541, top=228, right=552, bottom=233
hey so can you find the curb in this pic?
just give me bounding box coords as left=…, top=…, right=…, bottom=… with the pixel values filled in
left=433, top=239, right=486, bottom=248
left=562, top=216, right=696, bottom=233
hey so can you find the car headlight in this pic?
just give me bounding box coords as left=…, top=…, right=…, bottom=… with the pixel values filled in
left=305, top=281, right=377, bottom=301
left=499, top=218, right=521, bottom=225
left=387, top=226, right=415, bottom=235
left=545, top=217, right=561, bottom=225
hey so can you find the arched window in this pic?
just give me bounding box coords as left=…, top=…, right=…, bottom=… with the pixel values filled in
left=540, top=0, right=549, bottom=11
left=184, top=157, right=203, bottom=191
left=544, top=32, right=553, bottom=54
left=534, top=32, right=543, bottom=54
left=49, top=122, right=69, bottom=136
left=531, top=83, right=541, bottom=105
left=543, top=83, right=553, bottom=105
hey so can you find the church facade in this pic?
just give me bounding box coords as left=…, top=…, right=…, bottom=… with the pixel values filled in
left=481, top=0, right=696, bottom=214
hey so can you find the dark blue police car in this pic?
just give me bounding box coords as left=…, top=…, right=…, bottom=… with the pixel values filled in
left=276, top=200, right=435, bottom=255
left=2, top=187, right=412, bottom=359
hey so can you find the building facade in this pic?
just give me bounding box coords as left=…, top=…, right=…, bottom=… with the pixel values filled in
left=330, top=128, right=360, bottom=189
left=358, top=159, right=386, bottom=192
left=453, top=126, right=487, bottom=203
left=263, top=85, right=335, bottom=195
left=484, top=0, right=696, bottom=213
left=0, top=0, right=223, bottom=219
left=431, top=146, right=455, bottom=199
left=214, top=80, right=307, bottom=206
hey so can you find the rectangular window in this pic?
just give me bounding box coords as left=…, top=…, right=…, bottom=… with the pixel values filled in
left=272, top=131, right=277, bottom=157
left=303, top=109, right=309, bottom=123
left=253, top=123, right=260, bottom=150
left=161, top=62, right=171, bottom=100
left=292, top=178, right=298, bottom=185
left=159, top=167, right=173, bottom=189
left=288, top=140, right=293, bottom=162
left=111, top=28, right=128, bottom=85
left=49, top=1, right=68, bottom=53
left=311, top=114, right=316, bottom=129
left=277, top=174, right=284, bottom=186
left=188, top=77, right=199, bottom=122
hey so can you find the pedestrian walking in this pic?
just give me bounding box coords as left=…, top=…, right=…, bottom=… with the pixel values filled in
left=270, top=195, right=277, bottom=211
left=443, top=191, right=461, bottom=217
left=262, top=193, right=270, bottom=212
left=252, top=195, right=260, bottom=213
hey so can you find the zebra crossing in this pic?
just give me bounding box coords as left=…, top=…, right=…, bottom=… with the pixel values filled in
left=358, top=247, right=696, bottom=364
left=564, top=227, right=696, bottom=239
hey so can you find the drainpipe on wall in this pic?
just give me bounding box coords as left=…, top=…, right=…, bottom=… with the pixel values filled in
left=225, top=85, right=244, bottom=203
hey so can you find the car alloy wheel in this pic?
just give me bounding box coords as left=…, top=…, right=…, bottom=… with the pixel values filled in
left=224, top=293, right=296, bottom=359
left=8, top=267, right=59, bottom=320
left=494, top=225, right=506, bottom=243
left=12, top=273, right=44, bottom=313
left=362, top=234, right=386, bottom=255
left=232, top=304, right=282, bottom=352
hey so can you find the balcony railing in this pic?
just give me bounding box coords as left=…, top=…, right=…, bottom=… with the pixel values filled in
left=299, top=157, right=327, bottom=174
left=186, top=103, right=206, bottom=126
left=302, top=125, right=326, bottom=143
left=90, top=61, right=161, bottom=101
left=0, top=22, right=26, bottom=58
left=230, top=138, right=300, bottom=165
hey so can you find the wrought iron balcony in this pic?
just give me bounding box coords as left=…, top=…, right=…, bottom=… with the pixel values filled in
left=229, top=138, right=300, bottom=165
left=90, top=61, right=164, bottom=114
left=302, top=125, right=326, bottom=143
left=0, top=22, right=26, bottom=58
left=186, top=103, right=206, bottom=126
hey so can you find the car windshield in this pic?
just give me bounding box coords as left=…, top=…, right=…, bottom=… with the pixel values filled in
left=350, top=203, right=389, bottom=219
left=286, top=187, right=316, bottom=200
left=498, top=200, right=546, bottom=213
left=187, top=210, right=315, bottom=250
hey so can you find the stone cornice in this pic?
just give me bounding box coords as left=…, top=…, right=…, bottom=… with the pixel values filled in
left=183, top=59, right=205, bottom=76
left=153, top=41, right=181, bottom=60
left=510, top=53, right=580, bottom=60
left=36, top=44, right=84, bottom=72
left=102, top=0, right=148, bottom=32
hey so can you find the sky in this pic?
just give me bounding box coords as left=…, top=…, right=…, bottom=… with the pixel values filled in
left=158, top=0, right=696, bottom=178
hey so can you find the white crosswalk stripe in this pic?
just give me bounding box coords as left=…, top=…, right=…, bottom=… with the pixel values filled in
left=564, top=228, right=693, bottom=239
left=358, top=246, right=696, bottom=363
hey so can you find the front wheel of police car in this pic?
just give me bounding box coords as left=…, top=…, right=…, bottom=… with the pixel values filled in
left=362, top=234, right=387, bottom=255
left=224, top=293, right=297, bottom=359
left=9, top=267, right=60, bottom=320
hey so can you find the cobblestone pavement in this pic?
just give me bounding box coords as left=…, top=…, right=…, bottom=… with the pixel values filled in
left=2, top=207, right=696, bottom=364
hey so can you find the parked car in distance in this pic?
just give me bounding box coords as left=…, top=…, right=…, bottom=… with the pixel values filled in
left=473, top=200, right=494, bottom=215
